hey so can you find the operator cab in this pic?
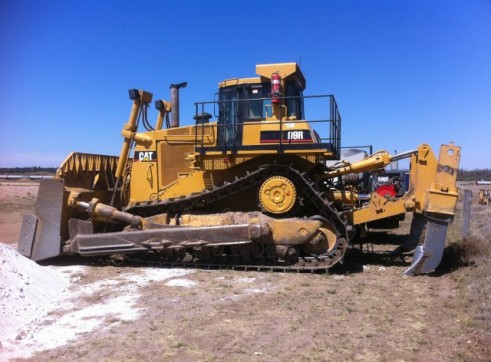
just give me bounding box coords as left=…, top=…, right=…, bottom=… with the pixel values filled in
left=217, top=81, right=305, bottom=148
left=219, top=80, right=304, bottom=123
left=193, top=62, right=341, bottom=159
left=217, top=63, right=306, bottom=150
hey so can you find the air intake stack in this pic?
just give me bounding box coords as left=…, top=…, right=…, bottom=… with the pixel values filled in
left=170, top=82, right=187, bottom=128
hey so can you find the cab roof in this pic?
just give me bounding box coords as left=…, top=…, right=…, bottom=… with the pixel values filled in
left=218, top=62, right=306, bottom=90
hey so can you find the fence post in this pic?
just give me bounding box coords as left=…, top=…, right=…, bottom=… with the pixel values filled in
left=462, top=190, right=472, bottom=239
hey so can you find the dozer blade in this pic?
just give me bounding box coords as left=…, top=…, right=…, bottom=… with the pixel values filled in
left=403, top=214, right=450, bottom=276
left=18, top=178, right=65, bottom=261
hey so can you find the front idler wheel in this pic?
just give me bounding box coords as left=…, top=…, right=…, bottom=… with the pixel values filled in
left=301, top=216, right=338, bottom=257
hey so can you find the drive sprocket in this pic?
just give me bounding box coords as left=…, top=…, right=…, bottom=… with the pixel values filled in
left=259, top=175, right=297, bottom=214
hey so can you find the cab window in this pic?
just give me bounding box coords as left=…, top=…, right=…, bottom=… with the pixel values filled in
left=285, top=82, right=304, bottom=119
left=244, top=85, right=270, bottom=121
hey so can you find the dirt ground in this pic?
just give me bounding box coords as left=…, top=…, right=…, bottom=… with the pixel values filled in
left=0, top=182, right=38, bottom=245
left=0, top=181, right=489, bottom=361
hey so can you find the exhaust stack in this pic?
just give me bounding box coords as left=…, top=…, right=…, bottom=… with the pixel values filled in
left=170, top=82, right=187, bottom=128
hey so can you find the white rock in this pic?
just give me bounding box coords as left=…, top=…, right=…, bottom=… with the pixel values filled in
left=0, top=243, right=69, bottom=342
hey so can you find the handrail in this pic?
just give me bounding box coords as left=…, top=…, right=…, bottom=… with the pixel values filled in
left=193, top=94, right=341, bottom=157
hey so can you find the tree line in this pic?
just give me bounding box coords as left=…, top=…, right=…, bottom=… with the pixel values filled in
left=0, top=167, right=57, bottom=175
left=458, top=169, right=491, bottom=182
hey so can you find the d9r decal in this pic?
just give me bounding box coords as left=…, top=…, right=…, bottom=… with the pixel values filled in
left=287, top=131, right=304, bottom=140
left=260, top=130, right=313, bottom=143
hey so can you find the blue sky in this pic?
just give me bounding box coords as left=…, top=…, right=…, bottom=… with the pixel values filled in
left=1, top=0, right=490, bottom=169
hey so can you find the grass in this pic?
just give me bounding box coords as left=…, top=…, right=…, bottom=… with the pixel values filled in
left=447, top=185, right=491, bottom=356
left=457, top=234, right=491, bottom=330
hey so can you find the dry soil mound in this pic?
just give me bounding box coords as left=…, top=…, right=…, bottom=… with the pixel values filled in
left=0, top=243, right=69, bottom=343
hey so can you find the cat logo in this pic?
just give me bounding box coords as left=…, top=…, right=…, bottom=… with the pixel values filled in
left=134, top=151, right=157, bottom=162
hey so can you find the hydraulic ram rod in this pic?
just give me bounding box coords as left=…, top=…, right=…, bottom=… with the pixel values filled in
left=324, top=149, right=417, bottom=179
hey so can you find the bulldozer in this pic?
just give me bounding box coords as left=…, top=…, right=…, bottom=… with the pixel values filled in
left=18, top=63, right=461, bottom=275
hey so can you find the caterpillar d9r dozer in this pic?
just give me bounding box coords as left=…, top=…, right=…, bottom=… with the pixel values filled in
left=18, top=63, right=461, bottom=275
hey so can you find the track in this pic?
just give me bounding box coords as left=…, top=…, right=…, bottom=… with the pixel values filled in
left=123, top=163, right=349, bottom=272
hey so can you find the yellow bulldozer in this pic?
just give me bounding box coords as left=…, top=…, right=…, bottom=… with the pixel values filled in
left=18, top=63, right=460, bottom=275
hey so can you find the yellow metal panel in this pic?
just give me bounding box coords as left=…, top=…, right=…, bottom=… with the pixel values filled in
left=241, top=121, right=263, bottom=146
left=159, top=170, right=207, bottom=199
left=407, top=144, right=438, bottom=212
left=166, top=127, right=189, bottom=136
left=256, top=63, right=306, bottom=89
left=219, top=77, right=261, bottom=88
left=202, top=155, right=256, bottom=171
left=158, top=142, right=194, bottom=187
left=129, top=146, right=158, bottom=203
left=218, top=63, right=306, bottom=89
left=151, top=123, right=216, bottom=145
left=352, top=195, right=407, bottom=225
left=425, top=144, right=461, bottom=215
